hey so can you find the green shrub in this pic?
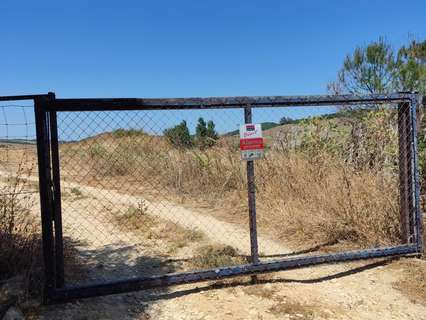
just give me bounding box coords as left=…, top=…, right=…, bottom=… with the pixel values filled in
left=191, top=245, right=244, bottom=268
left=70, top=187, right=83, bottom=196
left=299, top=108, right=398, bottom=172
left=164, top=120, right=193, bottom=148
left=89, top=143, right=108, bottom=159
left=195, top=117, right=219, bottom=149
left=112, top=128, right=145, bottom=138
left=279, top=116, right=295, bottom=125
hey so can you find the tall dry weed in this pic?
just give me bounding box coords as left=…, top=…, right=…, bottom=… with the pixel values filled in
left=65, top=109, right=403, bottom=247
left=256, top=152, right=400, bottom=247
left=0, top=162, right=42, bottom=297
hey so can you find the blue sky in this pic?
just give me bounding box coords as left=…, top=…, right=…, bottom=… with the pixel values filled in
left=1, top=0, right=425, bottom=139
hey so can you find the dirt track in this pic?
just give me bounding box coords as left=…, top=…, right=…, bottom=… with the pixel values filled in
left=0, top=170, right=287, bottom=256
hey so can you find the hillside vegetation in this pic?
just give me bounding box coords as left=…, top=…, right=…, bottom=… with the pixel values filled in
left=61, top=107, right=410, bottom=248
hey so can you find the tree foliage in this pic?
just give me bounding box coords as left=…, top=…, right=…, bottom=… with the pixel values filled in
left=329, top=38, right=426, bottom=95
left=164, top=120, right=193, bottom=148
left=164, top=118, right=219, bottom=149
left=329, top=37, right=426, bottom=194
left=395, top=40, right=426, bottom=93
left=195, top=117, right=218, bottom=149
left=279, top=116, right=294, bottom=125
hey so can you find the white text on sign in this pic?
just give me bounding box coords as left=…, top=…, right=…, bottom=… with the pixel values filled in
left=239, top=124, right=264, bottom=161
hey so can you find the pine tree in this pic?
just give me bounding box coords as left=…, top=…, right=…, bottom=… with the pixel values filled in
left=195, top=117, right=218, bottom=149
left=164, top=120, right=193, bottom=148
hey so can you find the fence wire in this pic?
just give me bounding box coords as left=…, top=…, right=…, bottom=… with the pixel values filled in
left=0, top=97, right=421, bottom=291
left=51, top=102, right=413, bottom=284
left=57, top=108, right=253, bottom=283
left=0, top=103, right=38, bottom=199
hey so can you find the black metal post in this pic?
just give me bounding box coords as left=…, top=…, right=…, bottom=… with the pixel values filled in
left=244, top=106, right=260, bottom=273
left=398, top=102, right=412, bottom=243
left=34, top=97, right=56, bottom=302
left=410, top=95, right=423, bottom=253
left=48, top=93, right=65, bottom=288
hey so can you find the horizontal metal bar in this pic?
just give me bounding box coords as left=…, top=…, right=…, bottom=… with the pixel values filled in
left=50, top=244, right=417, bottom=303
left=0, top=94, right=50, bottom=102
left=50, top=93, right=414, bottom=111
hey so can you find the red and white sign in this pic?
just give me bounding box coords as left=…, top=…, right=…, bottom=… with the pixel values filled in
left=239, top=124, right=264, bottom=160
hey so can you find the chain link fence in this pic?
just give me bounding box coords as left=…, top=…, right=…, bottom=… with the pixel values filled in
left=0, top=93, right=423, bottom=302
left=0, top=100, right=42, bottom=293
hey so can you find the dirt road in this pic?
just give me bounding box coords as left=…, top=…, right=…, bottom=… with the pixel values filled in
left=0, top=170, right=287, bottom=256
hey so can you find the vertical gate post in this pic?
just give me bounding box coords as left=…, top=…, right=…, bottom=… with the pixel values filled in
left=244, top=106, right=260, bottom=272
left=410, top=94, right=423, bottom=253
left=34, top=96, right=56, bottom=302
left=48, top=92, right=65, bottom=288
left=398, top=102, right=412, bottom=243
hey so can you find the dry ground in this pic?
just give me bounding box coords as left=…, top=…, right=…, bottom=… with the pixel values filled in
left=1, top=170, right=424, bottom=320
left=1, top=135, right=426, bottom=319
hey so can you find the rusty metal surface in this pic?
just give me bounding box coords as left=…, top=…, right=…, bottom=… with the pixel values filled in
left=51, top=93, right=416, bottom=111
left=410, top=95, right=423, bottom=252
left=244, top=105, right=260, bottom=285
left=398, top=102, right=411, bottom=243
left=50, top=244, right=418, bottom=302
left=49, top=109, right=65, bottom=289
left=34, top=97, right=56, bottom=301
left=26, top=91, right=425, bottom=303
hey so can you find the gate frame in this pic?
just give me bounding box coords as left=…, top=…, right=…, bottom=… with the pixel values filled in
left=27, top=92, right=423, bottom=303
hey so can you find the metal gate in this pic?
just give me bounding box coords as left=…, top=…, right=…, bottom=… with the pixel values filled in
left=8, top=92, right=423, bottom=303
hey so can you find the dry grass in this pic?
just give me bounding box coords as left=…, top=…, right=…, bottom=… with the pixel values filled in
left=111, top=202, right=246, bottom=268
left=0, top=162, right=82, bottom=301
left=256, top=152, right=400, bottom=247
left=111, top=201, right=204, bottom=254
left=63, top=117, right=402, bottom=249
left=110, top=202, right=248, bottom=269
left=0, top=164, right=41, bottom=294
left=191, top=244, right=246, bottom=268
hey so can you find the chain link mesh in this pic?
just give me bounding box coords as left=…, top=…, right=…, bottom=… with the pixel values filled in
left=52, top=102, right=412, bottom=284
left=0, top=102, right=38, bottom=210
left=0, top=97, right=420, bottom=288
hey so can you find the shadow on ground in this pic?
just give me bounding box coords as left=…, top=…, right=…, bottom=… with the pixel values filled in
left=33, top=236, right=178, bottom=320
left=142, top=258, right=397, bottom=303
left=31, top=237, right=400, bottom=319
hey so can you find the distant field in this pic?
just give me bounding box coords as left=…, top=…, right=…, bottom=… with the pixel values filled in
left=0, top=139, right=36, bottom=145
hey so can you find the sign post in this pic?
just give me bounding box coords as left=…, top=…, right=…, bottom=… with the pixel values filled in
left=242, top=106, right=260, bottom=283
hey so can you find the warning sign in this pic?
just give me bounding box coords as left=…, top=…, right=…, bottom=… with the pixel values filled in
left=239, top=124, right=264, bottom=161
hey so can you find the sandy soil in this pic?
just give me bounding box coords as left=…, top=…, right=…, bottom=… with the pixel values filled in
left=1, top=171, right=425, bottom=319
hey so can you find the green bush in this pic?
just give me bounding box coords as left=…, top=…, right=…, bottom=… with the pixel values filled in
left=164, top=120, right=193, bottom=148
left=112, top=128, right=145, bottom=138
left=191, top=245, right=244, bottom=268
left=279, top=116, right=295, bottom=125
left=299, top=108, right=398, bottom=172
left=195, top=117, right=218, bottom=149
